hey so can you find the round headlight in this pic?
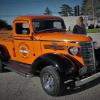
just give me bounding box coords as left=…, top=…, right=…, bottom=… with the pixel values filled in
left=69, top=46, right=78, bottom=55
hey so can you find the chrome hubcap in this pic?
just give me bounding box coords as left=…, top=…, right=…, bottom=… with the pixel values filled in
left=42, top=73, right=55, bottom=91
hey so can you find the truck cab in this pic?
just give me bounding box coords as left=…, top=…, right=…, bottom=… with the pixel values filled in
left=0, top=16, right=100, bottom=96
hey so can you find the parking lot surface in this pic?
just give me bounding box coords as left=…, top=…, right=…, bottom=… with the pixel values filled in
left=0, top=72, right=100, bottom=100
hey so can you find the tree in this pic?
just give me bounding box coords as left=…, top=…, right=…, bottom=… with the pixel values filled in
left=82, top=0, right=100, bottom=17
left=58, top=4, right=73, bottom=16
left=95, top=0, right=100, bottom=17
left=0, top=19, right=12, bottom=30
left=82, top=0, right=94, bottom=15
left=43, top=7, right=52, bottom=15
left=82, top=0, right=88, bottom=15
left=74, top=5, right=80, bottom=16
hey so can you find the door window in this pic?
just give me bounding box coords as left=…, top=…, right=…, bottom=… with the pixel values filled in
left=15, top=22, right=30, bottom=34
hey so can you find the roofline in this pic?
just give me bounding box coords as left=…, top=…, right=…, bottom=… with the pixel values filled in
left=14, top=15, right=61, bottom=21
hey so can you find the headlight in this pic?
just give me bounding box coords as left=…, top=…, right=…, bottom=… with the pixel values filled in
left=68, top=46, right=79, bottom=55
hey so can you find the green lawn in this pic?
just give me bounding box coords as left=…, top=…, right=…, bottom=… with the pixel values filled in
left=68, top=28, right=100, bottom=34
left=86, top=28, right=100, bottom=33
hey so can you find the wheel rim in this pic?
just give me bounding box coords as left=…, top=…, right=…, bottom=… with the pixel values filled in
left=42, top=73, right=55, bottom=91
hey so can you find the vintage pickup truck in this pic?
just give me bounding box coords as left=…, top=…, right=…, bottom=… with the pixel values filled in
left=0, top=15, right=100, bottom=96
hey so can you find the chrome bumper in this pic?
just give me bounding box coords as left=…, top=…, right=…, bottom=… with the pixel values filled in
left=75, top=71, right=100, bottom=87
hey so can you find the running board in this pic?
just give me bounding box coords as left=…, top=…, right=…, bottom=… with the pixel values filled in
left=5, top=67, right=33, bottom=77
left=4, top=61, right=33, bottom=77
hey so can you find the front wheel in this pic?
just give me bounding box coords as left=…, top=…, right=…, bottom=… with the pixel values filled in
left=40, top=66, right=65, bottom=96
left=95, top=48, right=100, bottom=71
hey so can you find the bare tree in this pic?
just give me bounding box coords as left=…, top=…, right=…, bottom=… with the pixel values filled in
left=82, top=0, right=100, bottom=17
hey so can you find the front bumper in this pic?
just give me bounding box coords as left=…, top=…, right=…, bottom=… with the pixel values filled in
left=75, top=71, right=100, bottom=87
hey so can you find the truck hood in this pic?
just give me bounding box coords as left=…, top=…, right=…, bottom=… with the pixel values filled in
left=36, top=32, right=91, bottom=42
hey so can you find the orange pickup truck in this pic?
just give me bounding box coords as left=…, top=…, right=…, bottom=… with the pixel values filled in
left=0, top=15, right=100, bottom=96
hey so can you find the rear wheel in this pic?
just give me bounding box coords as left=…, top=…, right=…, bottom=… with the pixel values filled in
left=40, top=66, right=65, bottom=96
left=0, top=47, right=10, bottom=61
left=0, top=59, right=3, bottom=72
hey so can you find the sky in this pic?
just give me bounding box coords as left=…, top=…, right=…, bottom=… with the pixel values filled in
left=0, top=0, right=83, bottom=24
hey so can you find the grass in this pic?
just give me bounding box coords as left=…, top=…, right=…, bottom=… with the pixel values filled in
left=68, top=28, right=100, bottom=33
left=86, top=28, right=100, bottom=33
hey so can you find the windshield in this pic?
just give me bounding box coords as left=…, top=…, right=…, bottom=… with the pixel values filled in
left=32, top=19, right=66, bottom=32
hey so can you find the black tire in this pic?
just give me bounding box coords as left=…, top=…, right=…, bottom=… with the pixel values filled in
left=0, top=59, right=3, bottom=72
left=40, top=66, right=65, bottom=96
left=0, top=48, right=9, bottom=61
left=95, top=48, right=100, bottom=71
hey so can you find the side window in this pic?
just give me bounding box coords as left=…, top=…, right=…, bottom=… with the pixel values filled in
left=53, top=22, right=62, bottom=29
left=16, top=22, right=30, bottom=34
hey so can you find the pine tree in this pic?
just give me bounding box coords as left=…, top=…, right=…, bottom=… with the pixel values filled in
left=43, top=7, right=52, bottom=15
left=58, top=4, right=73, bottom=16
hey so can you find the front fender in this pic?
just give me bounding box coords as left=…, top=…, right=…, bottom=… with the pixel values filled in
left=32, top=53, right=79, bottom=76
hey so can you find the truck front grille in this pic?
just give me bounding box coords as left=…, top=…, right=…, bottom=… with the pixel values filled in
left=79, top=42, right=96, bottom=73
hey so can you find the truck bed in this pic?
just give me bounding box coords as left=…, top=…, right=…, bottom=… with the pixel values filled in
left=0, top=30, right=14, bottom=61
left=0, top=30, right=13, bottom=39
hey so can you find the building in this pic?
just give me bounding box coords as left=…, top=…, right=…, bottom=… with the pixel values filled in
left=61, top=16, right=100, bottom=31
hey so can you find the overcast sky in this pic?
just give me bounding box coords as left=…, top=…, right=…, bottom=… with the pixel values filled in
left=0, top=0, right=82, bottom=24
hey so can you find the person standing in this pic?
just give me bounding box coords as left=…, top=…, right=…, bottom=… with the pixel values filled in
left=73, top=16, right=87, bottom=35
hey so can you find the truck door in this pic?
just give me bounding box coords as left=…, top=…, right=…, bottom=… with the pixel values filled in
left=13, top=20, right=35, bottom=64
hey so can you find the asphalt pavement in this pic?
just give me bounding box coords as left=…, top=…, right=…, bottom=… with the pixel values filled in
left=0, top=72, right=100, bottom=100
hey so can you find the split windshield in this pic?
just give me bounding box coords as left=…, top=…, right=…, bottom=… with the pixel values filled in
left=32, top=19, right=66, bottom=32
